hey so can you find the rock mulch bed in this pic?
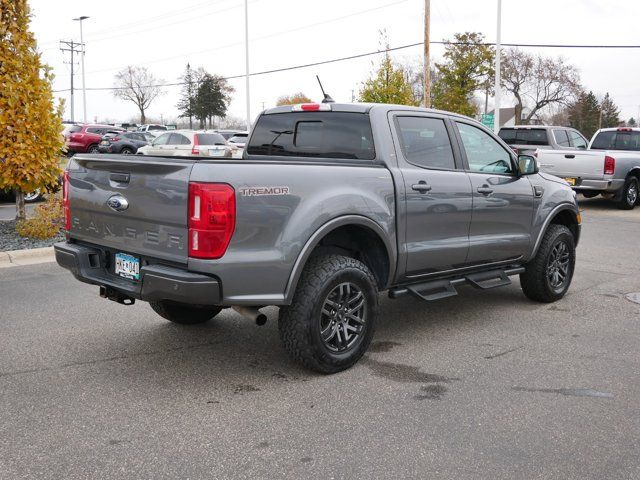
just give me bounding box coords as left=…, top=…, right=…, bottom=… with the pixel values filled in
left=0, top=220, right=64, bottom=252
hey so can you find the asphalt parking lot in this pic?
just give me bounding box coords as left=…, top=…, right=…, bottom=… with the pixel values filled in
left=1, top=196, right=639, bottom=479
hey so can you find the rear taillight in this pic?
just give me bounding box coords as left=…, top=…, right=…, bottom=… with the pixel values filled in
left=604, top=155, right=615, bottom=175
left=63, top=171, right=70, bottom=231
left=192, top=134, right=200, bottom=155
left=111, top=136, right=120, bottom=142
left=188, top=182, right=235, bottom=259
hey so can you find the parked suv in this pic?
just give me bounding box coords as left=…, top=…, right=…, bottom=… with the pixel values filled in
left=65, top=124, right=124, bottom=154
left=98, top=131, right=154, bottom=154
left=56, top=103, right=580, bottom=373
left=498, top=125, right=588, bottom=156
left=137, top=130, right=233, bottom=157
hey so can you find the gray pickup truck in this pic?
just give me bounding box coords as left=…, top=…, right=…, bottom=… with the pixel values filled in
left=537, top=127, right=640, bottom=209
left=55, top=103, right=581, bottom=373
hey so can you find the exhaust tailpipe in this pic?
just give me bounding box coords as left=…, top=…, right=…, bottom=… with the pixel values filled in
left=232, top=306, right=267, bottom=326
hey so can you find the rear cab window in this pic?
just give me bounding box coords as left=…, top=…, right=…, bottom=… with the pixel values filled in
left=591, top=130, right=640, bottom=151
left=498, top=128, right=549, bottom=146
left=247, top=112, right=375, bottom=160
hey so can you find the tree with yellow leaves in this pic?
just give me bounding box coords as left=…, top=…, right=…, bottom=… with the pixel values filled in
left=0, top=0, right=64, bottom=221
left=358, top=48, right=416, bottom=106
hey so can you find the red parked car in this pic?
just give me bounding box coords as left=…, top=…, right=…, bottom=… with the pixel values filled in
left=65, top=124, right=124, bottom=154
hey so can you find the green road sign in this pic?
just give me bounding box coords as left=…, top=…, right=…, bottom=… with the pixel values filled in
left=481, top=113, right=494, bottom=129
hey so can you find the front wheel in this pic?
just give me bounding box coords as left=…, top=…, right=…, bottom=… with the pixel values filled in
left=278, top=254, right=379, bottom=373
left=617, top=177, right=638, bottom=210
left=149, top=301, right=222, bottom=325
left=520, top=224, right=576, bottom=303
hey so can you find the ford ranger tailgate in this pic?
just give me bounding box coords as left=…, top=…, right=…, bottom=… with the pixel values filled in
left=67, top=155, right=194, bottom=264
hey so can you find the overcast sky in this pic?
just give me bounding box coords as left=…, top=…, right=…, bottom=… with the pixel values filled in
left=31, top=0, right=640, bottom=125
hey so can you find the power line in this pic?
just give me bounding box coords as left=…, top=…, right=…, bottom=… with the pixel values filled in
left=52, top=40, right=640, bottom=94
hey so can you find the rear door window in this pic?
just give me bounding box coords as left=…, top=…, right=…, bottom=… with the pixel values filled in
left=153, top=133, right=171, bottom=145
left=553, top=129, right=571, bottom=147
left=247, top=112, right=375, bottom=160
left=396, top=116, right=456, bottom=170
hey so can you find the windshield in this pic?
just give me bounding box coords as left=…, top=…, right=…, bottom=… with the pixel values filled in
left=498, top=128, right=549, bottom=146
left=591, top=130, right=640, bottom=151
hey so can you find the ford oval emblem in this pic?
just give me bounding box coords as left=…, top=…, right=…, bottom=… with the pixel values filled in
left=107, top=194, right=129, bottom=212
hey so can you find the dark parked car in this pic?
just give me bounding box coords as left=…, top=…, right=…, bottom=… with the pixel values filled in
left=98, top=132, right=154, bottom=154
left=65, top=124, right=125, bottom=154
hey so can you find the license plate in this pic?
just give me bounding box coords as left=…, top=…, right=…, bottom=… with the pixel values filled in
left=564, top=177, right=576, bottom=186
left=208, top=149, right=225, bottom=157
left=115, top=253, right=140, bottom=280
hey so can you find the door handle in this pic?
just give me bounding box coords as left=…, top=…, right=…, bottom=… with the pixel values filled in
left=477, top=186, right=494, bottom=195
left=564, top=154, right=575, bottom=159
left=411, top=182, right=432, bottom=193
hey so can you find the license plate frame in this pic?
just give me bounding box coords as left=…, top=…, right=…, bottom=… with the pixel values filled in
left=114, top=253, right=140, bottom=281
left=208, top=148, right=225, bottom=157
left=564, top=177, right=577, bottom=186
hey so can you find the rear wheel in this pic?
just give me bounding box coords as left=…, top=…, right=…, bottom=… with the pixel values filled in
left=23, top=189, right=43, bottom=203
left=617, top=177, right=638, bottom=210
left=520, top=224, right=576, bottom=303
left=149, top=301, right=222, bottom=325
left=120, top=147, right=134, bottom=155
left=278, top=254, right=378, bottom=373
left=88, top=144, right=100, bottom=154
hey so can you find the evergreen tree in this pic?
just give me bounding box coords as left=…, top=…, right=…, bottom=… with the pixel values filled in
left=628, top=118, right=637, bottom=127
left=193, top=73, right=234, bottom=129
left=176, top=64, right=196, bottom=129
left=599, top=92, right=620, bottom=128
left=0, top=0, right=64, bottom=220
left=569, top=91, right=600, bottom=139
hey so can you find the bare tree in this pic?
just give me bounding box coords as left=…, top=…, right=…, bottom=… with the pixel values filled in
left=113, top=66, right=164, bottom=123
left=502, top=49, right=580, bottom=124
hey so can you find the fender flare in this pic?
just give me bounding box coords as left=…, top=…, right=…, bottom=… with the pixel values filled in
left=283, top=215, right=396, bottom=303
left=530, top=203, right=580, bottom=258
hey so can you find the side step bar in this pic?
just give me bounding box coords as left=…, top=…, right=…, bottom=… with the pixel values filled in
left=388, top=267, right=525, bottom=303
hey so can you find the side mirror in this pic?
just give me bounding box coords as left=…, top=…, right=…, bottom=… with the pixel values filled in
left=518, top=154, right=538, bottom=175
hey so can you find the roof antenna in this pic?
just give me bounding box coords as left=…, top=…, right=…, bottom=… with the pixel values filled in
left=316, top=75, right=335, bottom=103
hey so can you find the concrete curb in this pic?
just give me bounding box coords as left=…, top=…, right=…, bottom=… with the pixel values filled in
left=0, top=246, right=55, bottom=268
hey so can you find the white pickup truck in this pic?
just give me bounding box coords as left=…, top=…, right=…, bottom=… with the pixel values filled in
left=536, top=127, right=640, bottom=209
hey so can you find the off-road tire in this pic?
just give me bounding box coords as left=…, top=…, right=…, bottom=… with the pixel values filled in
left=617, top=177, right=638, bottom=210
left=278, top=254, right=379, bottom=374
left=149, top=301, right=222, bottom=325
left=520, top=224, right=575, bottom=303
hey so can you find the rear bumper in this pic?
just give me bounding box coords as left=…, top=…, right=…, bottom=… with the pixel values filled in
left=572, top=178, right=624, bottom=192
left=54, top=242, right=221, bottom=305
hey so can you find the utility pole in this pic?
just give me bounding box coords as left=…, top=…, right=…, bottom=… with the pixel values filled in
left=60, top=40, right=81, bottom=122
left=261, top=101, right=265, bottom=111
left=351, top=89, right=355, bottom=102
left=423, top=0, right=431, bottom=108
left=244, top=0, right=251, bottom=130
left=73, top=16, right=89, bottom=123
left=494, top=0, right=502, bottom=133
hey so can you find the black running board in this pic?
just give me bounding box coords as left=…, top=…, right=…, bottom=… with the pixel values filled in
left=389, top=267, right=525, bottom=302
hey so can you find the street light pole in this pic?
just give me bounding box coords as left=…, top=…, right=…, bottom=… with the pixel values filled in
left=244, top=0, right=251, bottom=130
left=73, top=16, right=89, bottom=124
left=493, top=0, right=501, bottom=133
